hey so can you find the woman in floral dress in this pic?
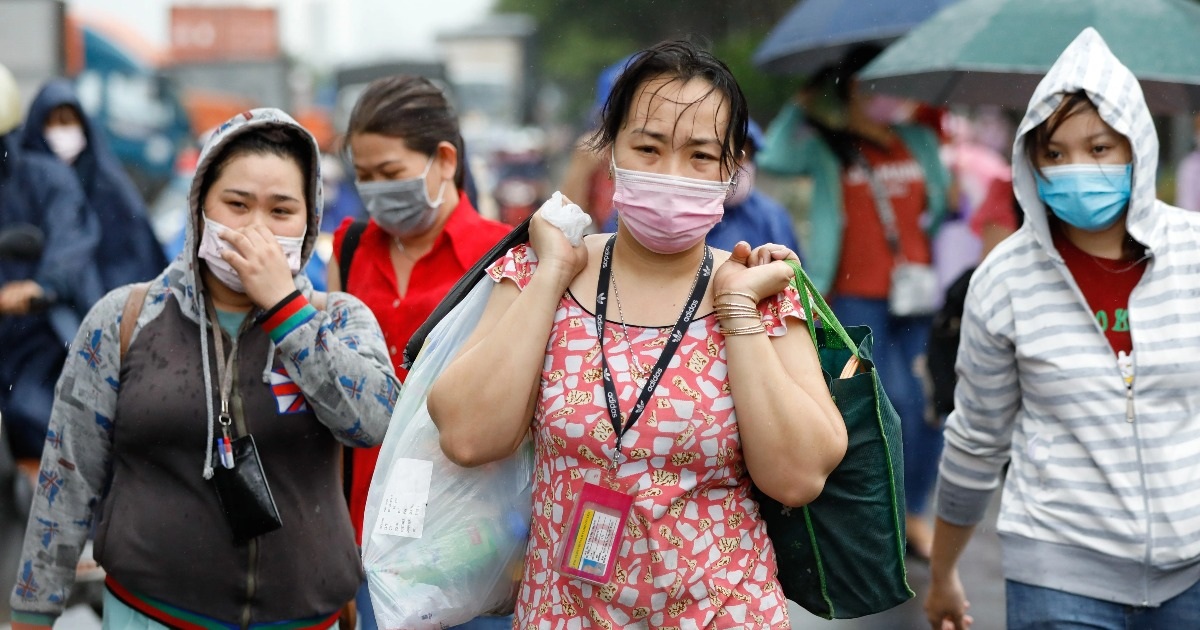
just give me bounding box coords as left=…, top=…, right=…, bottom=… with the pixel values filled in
left=429, top=41, right=847, bottom=629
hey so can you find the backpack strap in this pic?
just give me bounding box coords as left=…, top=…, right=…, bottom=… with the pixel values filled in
left=119, top=283, right=151, bottom=363
left=337, top=220, right=369, bottom=291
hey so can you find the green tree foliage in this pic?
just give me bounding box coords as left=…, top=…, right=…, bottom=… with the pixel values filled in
left=495, top=0, right=799, bottom=127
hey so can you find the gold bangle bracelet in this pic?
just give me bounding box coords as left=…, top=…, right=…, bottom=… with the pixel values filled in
left=714, top=306, right=760, bottom=318
left=719, top=323, right=766, bottom=336
left=716, top=291, right=759, bottom=303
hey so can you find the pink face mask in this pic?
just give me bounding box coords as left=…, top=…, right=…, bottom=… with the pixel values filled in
left=611, top=151, right=730, bottom=254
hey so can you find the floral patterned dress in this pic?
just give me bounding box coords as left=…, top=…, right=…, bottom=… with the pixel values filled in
left=489, top=244, right=807, bottom=630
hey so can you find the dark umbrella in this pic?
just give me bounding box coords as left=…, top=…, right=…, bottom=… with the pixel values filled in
left=858, top=0, right=1200, bottom=114
left=753, top=0, right=961, bottom=76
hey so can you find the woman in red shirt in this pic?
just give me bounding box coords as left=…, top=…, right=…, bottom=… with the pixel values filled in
left=327, top=75, right=511, bottom=629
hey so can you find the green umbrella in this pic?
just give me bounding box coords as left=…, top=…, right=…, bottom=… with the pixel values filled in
left=858, top=0, right=1200, bottom=114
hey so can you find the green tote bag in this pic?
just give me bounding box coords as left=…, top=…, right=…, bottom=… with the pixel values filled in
left=752, top=260, right=913, bottom=620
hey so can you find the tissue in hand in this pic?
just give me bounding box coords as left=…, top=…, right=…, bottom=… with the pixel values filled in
left=538, top=191, right=590, bottom=246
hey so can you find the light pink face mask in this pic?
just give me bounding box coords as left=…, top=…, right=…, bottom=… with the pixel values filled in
left=610, top=151, right=731, bottom=254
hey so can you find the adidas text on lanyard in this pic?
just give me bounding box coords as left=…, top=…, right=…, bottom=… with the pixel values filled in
left=593, top=235, right=712, bottom=470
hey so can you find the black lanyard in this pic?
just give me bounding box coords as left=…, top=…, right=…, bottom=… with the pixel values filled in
left=594, top=235, right=711, bottom=466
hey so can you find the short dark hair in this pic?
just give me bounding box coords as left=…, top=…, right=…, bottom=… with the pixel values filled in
left=347, top=75, right=465, bottom=189
left=199, top=125, right=315, bottom=214
left=589, top=40, right=748, bottom=176
left=1024, top=91, right=1097, bottom=178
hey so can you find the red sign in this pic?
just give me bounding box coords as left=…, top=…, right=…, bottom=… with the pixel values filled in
left=170, top=6, right=278, bottom=63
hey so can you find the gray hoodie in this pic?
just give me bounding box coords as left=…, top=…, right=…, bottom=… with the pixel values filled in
left=11, top=108, right=399, bottom=624
left=938, top=29, right=1200, bottom=606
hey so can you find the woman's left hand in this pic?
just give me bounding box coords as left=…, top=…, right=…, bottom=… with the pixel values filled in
left=219, top=225, right=297, bottom=309
left=713, top=241, right=798, bottom=303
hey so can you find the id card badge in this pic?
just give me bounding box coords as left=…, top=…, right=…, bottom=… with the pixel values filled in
left=556, top=470, right=633, bottom=585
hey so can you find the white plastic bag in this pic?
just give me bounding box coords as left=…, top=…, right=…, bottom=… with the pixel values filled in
left=362, top=277, right=535, bottom=630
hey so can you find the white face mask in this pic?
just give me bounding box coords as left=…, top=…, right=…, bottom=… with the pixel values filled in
left=197, top=217, right=305, bottom=294
left=44, top=125, right=87, bottom=163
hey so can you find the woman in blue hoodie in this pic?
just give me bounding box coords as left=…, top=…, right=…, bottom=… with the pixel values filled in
left=21, top=79, right=167, bottom=292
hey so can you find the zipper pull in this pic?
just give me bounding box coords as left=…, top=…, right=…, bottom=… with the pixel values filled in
left=1125, top=385, right=1134, bottom=423
left=219, top=411, right=235, bottom=468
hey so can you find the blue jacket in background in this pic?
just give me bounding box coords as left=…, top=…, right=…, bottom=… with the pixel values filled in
left=21, top=79, right=167, bottom=292
left=0, top=132, right=101, bottom=458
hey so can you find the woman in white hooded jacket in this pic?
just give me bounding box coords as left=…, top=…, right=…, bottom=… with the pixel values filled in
left=925, top=28, right=1200, bottom=629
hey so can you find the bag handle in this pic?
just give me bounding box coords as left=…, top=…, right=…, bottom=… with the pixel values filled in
left=786, top=260, right=857, bottom=358
left=119, top=282, right=152, bottom=363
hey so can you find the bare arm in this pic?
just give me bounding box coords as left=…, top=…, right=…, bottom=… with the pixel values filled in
left=925, top=518, right=978, bottom=630
left=720, top=243, right=847, bottom=507
left=729, top=316, right=845, bottom=507
left=428, top=215, right=587, bottom=466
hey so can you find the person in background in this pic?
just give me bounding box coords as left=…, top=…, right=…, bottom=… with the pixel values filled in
left=20, top=79, right=167, bottom=292
left=327, top=75, right=512, bottom=630
left=758, top=45, right=951, bottom=560
left=602, top=118, right=801, bottom=255
left=559, top=55, right=632, bottom=229
left=0, top=64, right=102, bottom=463
left=925, top=29, right=1200, bottom=630
left=10, top=108, right=398, bottom=628
left=1174, top=113, right=1200, bottom=211
left=428, top=40, right=845, bottom=628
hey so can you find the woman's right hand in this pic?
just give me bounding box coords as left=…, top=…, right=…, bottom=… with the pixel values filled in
left=925, top=568, right=973, bottom=630
left=529, top=207, right=587, bottom=289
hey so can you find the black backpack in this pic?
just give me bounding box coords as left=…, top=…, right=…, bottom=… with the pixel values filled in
left=927, top=267, right=975, bottom=420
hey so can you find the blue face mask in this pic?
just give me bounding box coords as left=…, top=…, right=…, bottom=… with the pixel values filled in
left=1035, top=163, right=1132, bottom=231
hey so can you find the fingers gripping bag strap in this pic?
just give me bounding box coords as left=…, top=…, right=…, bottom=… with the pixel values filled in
left=362, top=275, right=533, bottom=628
left=120, top=283, right=152, bottom=363
left=752, top=260, right=913, bottom=619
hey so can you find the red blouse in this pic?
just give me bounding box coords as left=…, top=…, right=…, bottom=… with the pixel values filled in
left=333, top=191, right=512, bottom=541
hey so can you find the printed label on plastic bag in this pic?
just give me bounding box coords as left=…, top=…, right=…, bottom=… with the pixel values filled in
left=375, top=458, right=433, bottom=538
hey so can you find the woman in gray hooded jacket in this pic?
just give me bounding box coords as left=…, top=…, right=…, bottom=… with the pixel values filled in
left=926, top=28, right=1200, bottom=630
left=11, top=109, right=399, bottom=628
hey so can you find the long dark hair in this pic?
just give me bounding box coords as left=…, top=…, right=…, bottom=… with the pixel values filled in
left=588, top=40, right=748, bottom=177
left=347, top=75, right=465, bottom=189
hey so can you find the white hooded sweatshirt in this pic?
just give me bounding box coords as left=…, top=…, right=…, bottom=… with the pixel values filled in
left=938, top=28, right=1200, bottom=606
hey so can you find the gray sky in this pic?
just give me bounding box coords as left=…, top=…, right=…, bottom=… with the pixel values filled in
left=67, top=0, right=495, bottom=67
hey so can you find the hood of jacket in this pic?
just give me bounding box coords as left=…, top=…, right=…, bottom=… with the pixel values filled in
left=163, top=108, right=323, bottom=325
left=1012, top=27, right=1163, bottom=260
left=20, top=79, right=121, bottom=196
left=20, top=79, right=97, bottom=156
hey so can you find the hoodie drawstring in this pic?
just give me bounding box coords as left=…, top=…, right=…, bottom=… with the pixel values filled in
left=198, top=292, right=216, bottom=480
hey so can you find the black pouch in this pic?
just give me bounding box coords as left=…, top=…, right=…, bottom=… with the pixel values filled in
left=211, top=435, right=283, bottom=543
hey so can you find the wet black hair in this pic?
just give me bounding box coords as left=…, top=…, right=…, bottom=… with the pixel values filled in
left=347, top=75, right=465, bottom=189
left=199, top=125, right=315, bottom=215
left=588, top=40, right=748, bottom=176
